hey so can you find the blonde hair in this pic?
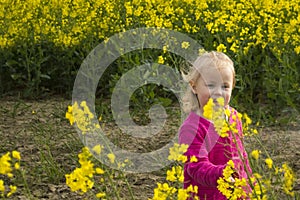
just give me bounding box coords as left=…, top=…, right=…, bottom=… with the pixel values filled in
left=181, top=51, right=236, bottom=113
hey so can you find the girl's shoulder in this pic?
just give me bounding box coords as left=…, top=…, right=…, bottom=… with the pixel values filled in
left=179, top=112, right=210, bottom=145
left=179, top=112, right=199, bottom=132
left=179, top=111, right=212, bottom=135
left=181, top=111, right=211, bottom=126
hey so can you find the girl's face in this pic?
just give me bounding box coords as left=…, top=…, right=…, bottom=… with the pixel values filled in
left=190, top=66, right=234, bottom=115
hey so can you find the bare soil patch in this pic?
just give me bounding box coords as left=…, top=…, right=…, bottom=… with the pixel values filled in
left=0, top=96, right=299, bottom=199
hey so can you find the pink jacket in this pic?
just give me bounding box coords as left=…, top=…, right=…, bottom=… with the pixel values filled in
left=179, top=109, right=252, bottom=200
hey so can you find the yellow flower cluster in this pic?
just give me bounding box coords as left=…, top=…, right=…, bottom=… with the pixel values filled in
left=249, top=173, right=268, bottom=200
left=203, top=98, right=239, bottom=138
left=152, top=182, right=177, bottom=200
left=265, top=158, right=273, bottom=169
left=167, top=143, right=188, bottom=163
left=281, top=163, right=295, bottom=197
left=208, top=0, right=300, bottom=55
left=166, top=166, right=184, bottom=183
left=65, top=101, right=100, bottom=134
left=151, top=182, right=198, bottom=200
left=249, top=148, right=296, bottom=198
left=0, top=0, right=124, bottom=47
left=217, top=160, right=248, bottom=199
left=2, top=0, right=299, bottom=55
left=150, top=143, right=199, bottom=200
left=65, top=147, right=95, bottom=193
left=203, top=98, right=259, bottom=138
left=0, top=151, right=21, bottom=198
left=242, top=113, right=258, bottom=136
left=203, top=98, right=214, bottom=120
left=251, top=150, right=261, bottom=160
left=65, top=147, right=106, bottom=197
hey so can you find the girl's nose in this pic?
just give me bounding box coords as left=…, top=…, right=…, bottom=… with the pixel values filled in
left=212, top=86, right=222, bottom=96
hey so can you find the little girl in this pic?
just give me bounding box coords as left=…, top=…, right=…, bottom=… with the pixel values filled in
left=179, top=51, right=252, bottom=199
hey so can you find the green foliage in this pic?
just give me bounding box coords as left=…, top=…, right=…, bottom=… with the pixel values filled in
left=1, top=0, right=299, bottom=122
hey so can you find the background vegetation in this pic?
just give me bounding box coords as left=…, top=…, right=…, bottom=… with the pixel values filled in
left=0, top=0, right=299, bottom=122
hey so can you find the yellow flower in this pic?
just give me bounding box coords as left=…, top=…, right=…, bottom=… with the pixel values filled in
left=0, top=152, right=12, bottom=175
left=96, top=192, right=106, bottom=198
left=66, top=101, right=99, bottom=134
left=220, top=123, right=230, bottom=137
left=216, top=97, right=224, bottom=106
left=65, top=105, right=74, bottom=125
left=7, top=185, right=17, bottom=197
left=80, top=101, right=94, bottom=119
left=198, top=48, right=206, bottom=55
left=14, top=163, right=20, bottom=170
left=168, top=143, right=188, bottom=163
left=251, top=183, right=267, bottom=199
left=152, top=182, right=176, bottom=200
left=95, top=168, right=105, bottom=174
left=203, top=98, right=214, bottom=120
left=203, top=98, right=231, bottom=137
left=252, top=129, right=258, bottom=134
left=186, top=184, right=198, bottom=194
left=232, top=178, right=247, bottom=198
left=216, top=43, right=227, bottom=52
left=243, top=113, right=252, bottom=125
left=251, top=150, right=261, bottom=160
left=65, top=168, right=94, bottom=193
left=0, top=179, right=4, bottom=192
left=224, top=108, right=231, bottom=118
left=190, top=155, right=198, bottom=162
left=181, top=41, right=190, bottom=49
left=79, top=147, right=92, bottom=162
left=295, top=46, right=300, bottom=54
left=166, top=166, right=183, bottom=183
left=217, top=160, right=248, bottom=199
left=222, top=161, right=235, bottom=181
left=177, top=155, right=188, bottom=163
left=217, top=178, right=232, bottom=199
left=92, top=145, right=102, bottom=155
left=163, top=45, right=168, bottom=53
left=98, top=115, right=102, bottom=122
left=282, top=163, right=295, bottom=196
left=107, top=153, right=115, bottom=164
left=80, top=160, right=95, bottom=178
left=253, top=173, right=262, bottom=179
left=227, top=160, right=235, bottom=168
left=12, top=151, right=21, bottom=160
left=166, top=168, right=176, bottom=182
left=177, top=188, right=189, bottom=200
left=265, top=158, right=273, bottom=169
left=65, top=147, right=97, bottom=193
left=158, top=55, right=164, bottom=64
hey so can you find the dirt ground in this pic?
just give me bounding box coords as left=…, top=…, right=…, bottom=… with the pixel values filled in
left=0, top=96, right=299, bottom=199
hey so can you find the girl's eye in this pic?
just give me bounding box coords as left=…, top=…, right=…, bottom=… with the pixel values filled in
left=207, top=84, right=214, bottom=88
left=222, top=85, right=230, bottom=89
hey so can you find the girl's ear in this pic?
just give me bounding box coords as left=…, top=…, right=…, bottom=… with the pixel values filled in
left=189, top=80, right=197, bottom=94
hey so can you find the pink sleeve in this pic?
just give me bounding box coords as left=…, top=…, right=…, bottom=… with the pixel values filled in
left=179, top=122, right=226, bottom=187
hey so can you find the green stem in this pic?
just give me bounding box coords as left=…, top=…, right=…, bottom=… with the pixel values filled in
left=20, top=168, right=34, bottom=200
left=225, top=116, right=257, bottom=198
left=120, top=172, right=135, bottom=200
left=231, top=131, right=256, bottom=189
left=106, top=170, right=121, bottom=200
